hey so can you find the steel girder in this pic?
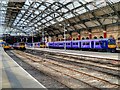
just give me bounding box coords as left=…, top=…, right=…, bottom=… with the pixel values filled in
left=6, top=1, right=120, bottom=37
left=17, top=1, right=93, bottom=35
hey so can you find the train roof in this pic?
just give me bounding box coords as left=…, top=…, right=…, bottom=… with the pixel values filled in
left=48, top=38, right=115, bottom=43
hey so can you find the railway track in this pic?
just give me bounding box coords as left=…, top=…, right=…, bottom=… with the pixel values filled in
left=12, top=50, right=120, bottom=89
left=25, top=49, right=120, bottom=77
left=26, top=49, right=120, bottom=66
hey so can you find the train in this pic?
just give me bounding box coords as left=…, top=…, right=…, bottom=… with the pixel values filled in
left=0, top=40, right=11, bottom=50
left=26, top=42, right=46, bottom=48
left=47, top=38, right=116, bottom=52
left=13, top=42, right=26, bottom=50
left=3, top=43, right=11, bottom=50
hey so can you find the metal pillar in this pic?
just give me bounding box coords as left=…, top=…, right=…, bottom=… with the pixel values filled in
left=64, top=24, right=66, bottom=51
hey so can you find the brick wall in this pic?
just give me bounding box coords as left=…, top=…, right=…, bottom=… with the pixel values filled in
left=48, top=25, right=119, bottom=43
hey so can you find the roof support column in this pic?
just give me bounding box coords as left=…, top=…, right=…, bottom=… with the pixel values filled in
left=103, top=26, right=107, bottom=38
left=78, top=34, right=81, bottom=40
left=88, top=29, right=92, bottom=39
left=89, top=32, right=92, bottom=39
left=103, top=31, right=107, bottom=38
left=77, top=30, right=81, bottom=40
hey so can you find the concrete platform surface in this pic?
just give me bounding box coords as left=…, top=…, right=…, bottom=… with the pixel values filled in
left=27, top=47, right=119, bottom=60
left=0, top=47, right=46, bottom=89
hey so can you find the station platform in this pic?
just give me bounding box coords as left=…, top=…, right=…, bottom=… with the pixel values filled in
left=26, top=47, right=119, bottom=60
left=0, top=47, right=46, bottom=89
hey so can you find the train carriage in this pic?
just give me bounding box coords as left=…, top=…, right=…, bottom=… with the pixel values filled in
left=13, top=42, right=26, bottom=50
left=94, top=40, right=102, bottom=49
left=81, top=40, right=91, bottom=49
left=66, top=41, right=72, bottom=49
left=72, top=40, right=81, bottom=49
left=58, top=41, right=64, bottom=48
left=40, top=42, right=46, bottom=48
left=54, top=42, right=59, bottom=48
left=3, top=43, right=11, bottom=50
left=48, top=38, right=116, bottom=52
left=48, top=42, right=54, bottom=48
left=34, top=42, right=40, bottom=48
left=26, top=43, right=33, bottom=47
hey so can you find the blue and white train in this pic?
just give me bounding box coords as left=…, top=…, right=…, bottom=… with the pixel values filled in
left=47, top=38, right=116, bottom=52
left=26, top=42, right=41, bottom=48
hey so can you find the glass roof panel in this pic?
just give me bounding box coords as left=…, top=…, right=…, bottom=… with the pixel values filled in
left=67, top=3, right=74, bottom=10
left=39, top=5, right=46, bottom=10
left=1, top=0, right=119, bottom=36
left=34, top=10, right=39, bottom=14
left=25, top=0, right=33, bottom=5
left=73, top=1, right=81, bottom=8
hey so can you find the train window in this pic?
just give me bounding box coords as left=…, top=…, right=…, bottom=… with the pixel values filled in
left=67, top=43, right=70, bottom=45
left=96, top=42, right=99, bottom=45
left=59, top=43, right=63, bottom=45
left=100, top=41, right=102, bottom=45
left=74, top=43, right=76, bottom=45
left=83, top=42, right=85, bottom=45
left=108, top=39, right=116, bottom=45
left=76, top=43, right=78, bottom=45
left=86, top=42, right=90, bottom=45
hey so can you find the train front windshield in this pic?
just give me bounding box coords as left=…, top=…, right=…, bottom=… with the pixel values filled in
left=108, top=39, right=116, bottom=45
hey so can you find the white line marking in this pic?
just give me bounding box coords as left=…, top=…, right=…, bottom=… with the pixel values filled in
left=4, top=51, right=47, bottom=89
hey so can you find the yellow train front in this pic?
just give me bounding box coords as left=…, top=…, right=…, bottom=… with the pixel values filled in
left=40, top=42, right=46, bottom=48
left=3, top=43, right=11, bottom=50
left=13, top=42, right=26, bottom=50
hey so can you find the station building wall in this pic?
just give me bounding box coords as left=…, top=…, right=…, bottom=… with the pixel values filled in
left=47, top=25, right=119, bottom=46
left=107, top=26, right=119, bottom=40
left=91, top=28, right=104, bottom=39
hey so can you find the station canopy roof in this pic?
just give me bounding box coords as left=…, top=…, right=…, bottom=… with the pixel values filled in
left=0, top=0, right=120, bottom=36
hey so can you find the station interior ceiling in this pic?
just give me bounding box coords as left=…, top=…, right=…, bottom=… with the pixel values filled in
left=0, top=0, right=120, bottom=37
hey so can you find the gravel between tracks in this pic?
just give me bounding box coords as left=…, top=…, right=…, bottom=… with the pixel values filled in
left=6, top=50, right=69, bottom=89
left=12, top=50, right=120, bottom=89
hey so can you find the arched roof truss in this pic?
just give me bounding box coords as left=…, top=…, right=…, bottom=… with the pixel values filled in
left=2, top=0, right=120, bottom=36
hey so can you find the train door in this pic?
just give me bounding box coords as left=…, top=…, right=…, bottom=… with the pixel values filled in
left=91, top=41, right=94, bottom=48
left=101, top=41, right=108, bottom=49
left=79, top=42, right=81, bottom=48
